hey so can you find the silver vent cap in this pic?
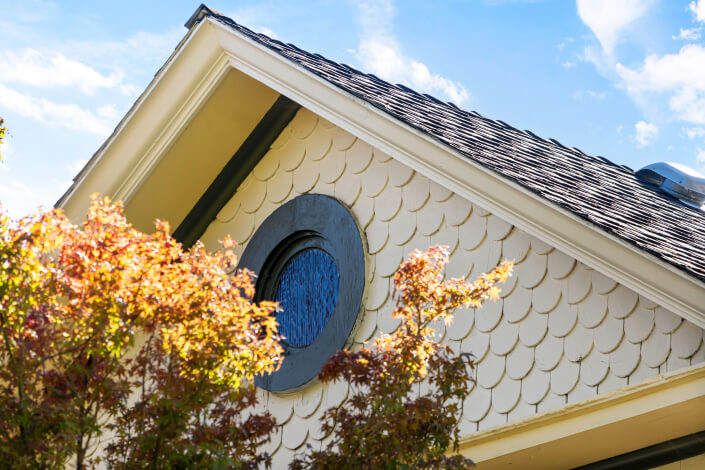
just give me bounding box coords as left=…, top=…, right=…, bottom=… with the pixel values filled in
left=635, top=162, right=705, bottom=208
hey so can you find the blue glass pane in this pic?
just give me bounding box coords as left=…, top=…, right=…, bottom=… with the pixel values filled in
left=275, top=249, right=340, bottom=347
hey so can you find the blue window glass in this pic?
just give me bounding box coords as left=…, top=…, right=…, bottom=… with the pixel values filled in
left=274, top=249, right=340, bottom=347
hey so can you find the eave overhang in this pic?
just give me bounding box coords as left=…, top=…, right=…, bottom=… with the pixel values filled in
left=459, top=364, right=705, bottom=469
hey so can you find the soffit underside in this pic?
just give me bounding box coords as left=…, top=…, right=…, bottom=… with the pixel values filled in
left=123, top=69, right=279, bottom=233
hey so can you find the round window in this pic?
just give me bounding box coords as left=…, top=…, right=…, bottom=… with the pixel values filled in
left=275, top=249, right=340, bottom=348
left=238, top=194, right=365, bottom=391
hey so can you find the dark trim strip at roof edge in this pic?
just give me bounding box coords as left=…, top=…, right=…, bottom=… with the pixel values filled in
left=185, top=3, right=216, bottom=30
left=173, top=95, right=301, bottom=247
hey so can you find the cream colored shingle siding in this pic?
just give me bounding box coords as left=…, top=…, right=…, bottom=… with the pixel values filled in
left=201, top=108, right=705, bottom=461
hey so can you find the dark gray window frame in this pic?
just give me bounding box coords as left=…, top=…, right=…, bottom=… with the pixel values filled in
left=238, top=194, right=365, bottom=392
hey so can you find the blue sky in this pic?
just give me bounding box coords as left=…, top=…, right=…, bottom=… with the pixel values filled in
left=1, top=0, right=705, bottom=219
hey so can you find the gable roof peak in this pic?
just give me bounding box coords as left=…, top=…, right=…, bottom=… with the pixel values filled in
left=185, top=4, right=220, bottom=29
left=187, top=4, right=705, bottom=286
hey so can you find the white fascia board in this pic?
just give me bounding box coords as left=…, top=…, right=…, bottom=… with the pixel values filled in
left=208, top=18, right=705, bottom=326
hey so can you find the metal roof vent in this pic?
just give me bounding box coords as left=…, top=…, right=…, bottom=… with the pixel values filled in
left=635, top=162, right=705, bottom=209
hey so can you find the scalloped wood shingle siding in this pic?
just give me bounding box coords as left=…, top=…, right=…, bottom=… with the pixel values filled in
left=200, top=109, right=705, bottom=465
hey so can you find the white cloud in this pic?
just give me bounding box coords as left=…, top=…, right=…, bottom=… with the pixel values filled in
left=669, top=1, right=705, bottom=41
left=0, top=169, right=70, bottom=219
left=0, top=48, right=124, bottom=95
left=634, top=120, right=658, bottom=147
left=483, top=0, right=547, bottom=4
left=66, top=158, right=88, bottom=175
left=576, top=0, right=653, bottom=55
left=0, top=136, right=14, bottom=169
left=97, top=104, right=120, bottom=121
left=557, top=37, right=574, bottom=51
left=0, top=25, right=181, bottom=220
left=64, top=29, right=182, bottom=65
left=616, top=44, right=705, bottom=124
left=0, top=177, right=51, bottom=219
left=0, top=83, right=113, bottom=136
left=353, top=0, right=469, bottom=105
left=573, top=89, right=607, bottom=100
left=683, top=127, right=705, bottom=139
left=672, top=27, right=702, bottom=40
left=222, top=7, right=278, bottom=39
left=690, top=0, right=705, bottom=23
left=562, top=61, right=576, bottom=69
left=259, top=27, right=278, bottom=39
left=695, top=147, right=705, bottom=173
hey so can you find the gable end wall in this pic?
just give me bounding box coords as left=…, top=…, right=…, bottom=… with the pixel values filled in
left=200, top=109, right=705, bottom=466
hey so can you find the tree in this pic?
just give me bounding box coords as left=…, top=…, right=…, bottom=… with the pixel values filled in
left=290, top=246, right=513, bottom=469
left=0, top=192, right=511, bottom=469
left=0, top=196, right=283, bottom=469
left=0, top=117, right=6, bottom=160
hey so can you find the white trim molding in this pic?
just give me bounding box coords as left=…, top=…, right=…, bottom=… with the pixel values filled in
left=458, top=364, right=705, bottom=469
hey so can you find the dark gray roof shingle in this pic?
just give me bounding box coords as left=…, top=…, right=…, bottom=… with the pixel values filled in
left=197, top=6, right=705, bottom=284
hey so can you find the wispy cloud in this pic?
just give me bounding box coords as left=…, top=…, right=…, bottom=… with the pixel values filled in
left=575, top=0, right=705, bottom=130
left=634, top=120, right=658, bottom=147
left=616, top=44, right=705, bottom=124
left=0, top=15, right=181, bottom=219
left=696, top=148, right=705, bottom=171
left=0, top=83, right=113, bottom=136
left=573, top=89, right=607, bottom=100
left=63, top=29, right=182, bottom=64
left=576, top=0, right=653, bottom=56
left=66, top=158, right=88, bottom=175
left=353, top=0, right=469, bottom=105
left=0, top=169, right=71, bottom=219
left=556, top=37, right=574, bottom=51
left=483, top=0, right=547, bottom=4
left=690, top=0, right=705, bottom=23
left=672, top=26, right=702, bottom=41
left=0, top=178, right=51, bottom=219
left=683, top=127, right=705, bottom=139
left=0, top=49, right=124, bottom=95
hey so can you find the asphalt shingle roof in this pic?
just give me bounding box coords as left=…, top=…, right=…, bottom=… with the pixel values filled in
left=196, top=6, right=705, bottom=284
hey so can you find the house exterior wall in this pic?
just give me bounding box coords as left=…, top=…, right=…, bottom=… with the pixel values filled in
left=200, top=108, right=705, bottom=467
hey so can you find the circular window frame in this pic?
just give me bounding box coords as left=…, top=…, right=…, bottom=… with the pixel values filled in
left=238, top=194, right=365, bottom=392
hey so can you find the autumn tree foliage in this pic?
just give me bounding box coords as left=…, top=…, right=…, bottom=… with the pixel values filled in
left=290, top=246, right=513, bottom=470
left=0, top=191, right=511, bottom=469
left=0, top=117, right=6, bottom=160
left=0, top=197, right=283, bottom=469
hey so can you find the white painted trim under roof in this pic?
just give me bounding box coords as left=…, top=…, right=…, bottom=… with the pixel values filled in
left=59, top=17, right=705, bottom=328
